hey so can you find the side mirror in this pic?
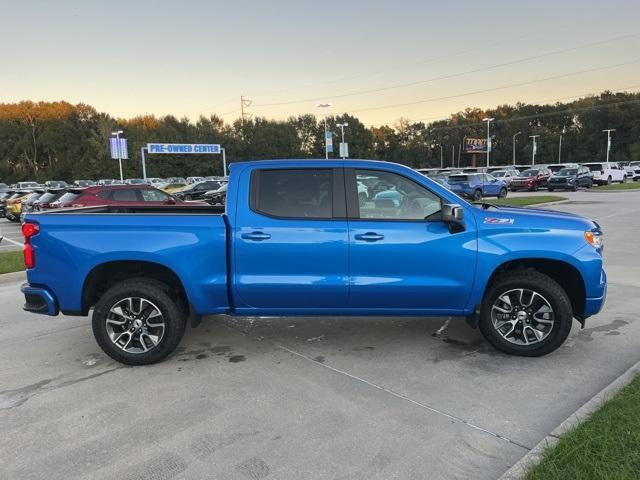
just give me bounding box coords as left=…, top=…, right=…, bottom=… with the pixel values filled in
left=442, top=203, right=464, bottom=224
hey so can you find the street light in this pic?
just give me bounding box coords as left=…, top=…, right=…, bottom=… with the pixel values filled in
left=512, top=131, right=521, bottom=165
left=111, top=130, right=124, bottom=182
left=482, top=117, right=494, bottom=167
left=558, top=127, right=566, bottom=163
left=336, top=122, right=348, bottom=159
left=529, top=135, right=540, bottom=165
left=603, top=129, right=615, bottom=162
left=316, top=102, right=333, bottom=159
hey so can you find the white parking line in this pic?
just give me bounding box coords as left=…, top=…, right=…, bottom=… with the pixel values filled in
left=0, top=236, right=22, bottom=247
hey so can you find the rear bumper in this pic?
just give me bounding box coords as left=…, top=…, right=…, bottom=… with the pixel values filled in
left=21, top=283, right=59, bottom=316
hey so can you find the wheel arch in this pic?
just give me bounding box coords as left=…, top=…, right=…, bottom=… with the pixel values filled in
left=482, top=258, right=586, bottom=322
left=82, top=260, right=190, bottom=318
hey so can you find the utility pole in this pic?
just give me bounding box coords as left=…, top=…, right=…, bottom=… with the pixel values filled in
left=512, top=131, right=521, bottom=165
left=603, top=129, right=615, bottom=162
left=529, top=135, right=540, bottom=165
left=457, top=143, right=462, bottom=168
left=439, top=144, right=443, bottom=169
left=240, top=96, right=252, bottom=124
left=483, top=117, right=494, bottom=168
left=451, top=145, right=455, bottom=167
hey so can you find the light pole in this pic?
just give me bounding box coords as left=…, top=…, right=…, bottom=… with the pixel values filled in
left=336, top=122, right=348, bottom=159
left=558, top=127, right=566, bottom=163
left=529, top=135, right=540, bottom=165
left=482, top=117, right=494, bottom=168
left=111, top=130, right=124, bottom=182
left=439, top=144, right=443, bottom=169
left=512, top=131, right=521, bottom=165
left=603, top=129, right=615, bottom=162
left=316, top=102, right=332, bottom=159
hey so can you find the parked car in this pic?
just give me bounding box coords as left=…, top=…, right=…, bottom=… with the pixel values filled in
left=15, top=181, right=40, bottom=189
left=165, top=177, right=187, bottom=184
left=31, top=189, right=67, bottom=212
left=158, top=182, right=188, bottom=193
left=125, top=178, right=148, bottom=185
left=619, top=161, right=640, bottom=181
left=21, top=159, right=606, bottom=365
left=50, top=185, right=185, bottom=208
left=0, top=190, right=18, bottom=217
left=545, top=163, right=579, bottom=174
left=0, top=182, right=9, bottom=191
left=490, top=169, right=520, bottom=186
left=509, top=168, right=552, bottom=191
left=44, top=180, right=69, bottom=188
left=19, top=189, right=46, bottom=215
left=581, top=162, right=626, bottom=185
left=73, top=180, right=96, bottom=187
left=146, top=178, right=164, bottom=186
left=174, top=180, right=226, bottom=201
left=186, top=176, right=205, bottom=184
left=5, top=190, right=34, bottom=221
left=447, top=173, right=508, bottom=200
left=547, top=167, right=593, bottom=191
left=203, top=183, right=228, bottom=205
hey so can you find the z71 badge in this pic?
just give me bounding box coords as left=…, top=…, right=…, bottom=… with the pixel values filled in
left=484, top=217, right=514, bottom=225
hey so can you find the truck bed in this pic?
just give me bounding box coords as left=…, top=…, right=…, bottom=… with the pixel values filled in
left=24, top=206, right=230, bottom=316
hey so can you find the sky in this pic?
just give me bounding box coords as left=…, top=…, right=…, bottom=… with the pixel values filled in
left=1, top=0, right=639, bottom=126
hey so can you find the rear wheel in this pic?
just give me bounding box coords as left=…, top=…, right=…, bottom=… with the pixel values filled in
left=479, top=270, right=573, bottom=356
left=92, top=278, right=186, bottom=365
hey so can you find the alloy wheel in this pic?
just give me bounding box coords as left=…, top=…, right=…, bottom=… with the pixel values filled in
left=491, top=288, right=554, bottom=345
left=105, top=297, right=165, bottom=354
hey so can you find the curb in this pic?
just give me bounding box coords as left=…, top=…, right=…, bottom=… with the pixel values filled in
left=499, top=358, right=640, bottom=479
left=0, top=270, right=26, bottom=285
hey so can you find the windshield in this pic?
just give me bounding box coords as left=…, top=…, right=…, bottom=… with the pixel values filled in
left=557, top=168, right=577, bottom=176
left=492, top=171, right=507, bottom=177
left=520, top=169, right=539, bottom=177
left=56, top=192, right=81, bottom=203
left=583, top=164, right=602, bottom=172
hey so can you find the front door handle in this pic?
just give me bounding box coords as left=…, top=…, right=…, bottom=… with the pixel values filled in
left=241, top=231, right=271, bottom=241
left=354, top=232, right=384, bottom=242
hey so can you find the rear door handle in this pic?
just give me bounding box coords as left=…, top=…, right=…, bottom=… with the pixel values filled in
left=354, top=232, right=384, bottom=242
left=241, top=231, right=271, bottom=241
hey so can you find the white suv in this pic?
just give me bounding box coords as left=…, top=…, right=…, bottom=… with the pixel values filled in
left=581, top=162, right=626, bottom=185
left=622, top=162, right=640, bottom=181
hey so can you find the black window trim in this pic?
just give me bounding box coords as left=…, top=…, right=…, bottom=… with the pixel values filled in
left=249, top=167, right=346, bottom=221
left=345, top=167, right=445, bottom=223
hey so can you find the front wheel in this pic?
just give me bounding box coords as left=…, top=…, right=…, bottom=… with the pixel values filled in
left=547, top=188, right=554, bottom=192
left=479, top=270, right=573, bottom=356
left=498, top=187, right=507, bottom=198
left=472, top=189, right=483, bottom=201
left=92, top=278, right=186, bottom=365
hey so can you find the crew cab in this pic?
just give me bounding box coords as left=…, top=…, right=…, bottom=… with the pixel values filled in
left=20, top=159, right=607, bottom=365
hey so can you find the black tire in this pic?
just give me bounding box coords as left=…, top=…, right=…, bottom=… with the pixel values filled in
left=606, top=176, right=612, bottom=185
left=498, top=187, right=507, bottom=199
left=571, top=184, right=578, bottom=191
left=621, top=175, right=627, bottom=184
left=547, top=188, right=554, bottom=192
left=479, top=270, right=573, bottom=357
left=472, top=189, right=482, bottom=201
left=92, top=278, right=186, bottom=365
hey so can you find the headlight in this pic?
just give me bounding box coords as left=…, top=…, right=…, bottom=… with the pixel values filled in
left=584, top=231, right=603, bottom=248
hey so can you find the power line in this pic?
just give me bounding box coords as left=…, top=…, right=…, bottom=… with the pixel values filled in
left=251, top=33, right=640, bottom=108
left=347, top=58, right=640, bottom=114
left=246, top=19, right=600, bottom=98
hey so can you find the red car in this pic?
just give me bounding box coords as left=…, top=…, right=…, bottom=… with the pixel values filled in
left=48, top=185, right=187, bottom=208
left=509, top=168, right=552, bottom=192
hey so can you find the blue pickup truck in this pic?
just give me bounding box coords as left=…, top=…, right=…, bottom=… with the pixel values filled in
left=20, top=160, right=606, bottom=365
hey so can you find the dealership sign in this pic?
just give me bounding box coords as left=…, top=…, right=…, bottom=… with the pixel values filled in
left=464, top=138, right=488, bottom=153
left=147, top=143, right=221, bottom=154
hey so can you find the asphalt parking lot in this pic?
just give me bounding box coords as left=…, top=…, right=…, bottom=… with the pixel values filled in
left=0, top=219, right=21, bottom=251
left=1, top=189, right=639, bottom=479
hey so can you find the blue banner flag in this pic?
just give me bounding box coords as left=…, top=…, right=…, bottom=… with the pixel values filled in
left=109, top=138, right=128, bottom=159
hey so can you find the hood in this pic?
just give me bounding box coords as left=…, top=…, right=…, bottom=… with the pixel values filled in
left=471, top=204, right=596, bottom=231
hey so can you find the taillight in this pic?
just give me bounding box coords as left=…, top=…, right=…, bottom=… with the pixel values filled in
left=22, top=222, right=39, bottom=269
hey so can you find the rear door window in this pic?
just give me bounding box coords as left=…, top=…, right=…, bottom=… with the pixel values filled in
left=111, top=189, right=140, bottom=202
left=140, top=189, right=169, bottom=202
left=251, top=169, right=333, bottom=219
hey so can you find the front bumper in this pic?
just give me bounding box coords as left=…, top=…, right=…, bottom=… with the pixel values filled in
left=21, top=283, right=59, bottom=316
left=583, top=269, right=607, bottom=318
